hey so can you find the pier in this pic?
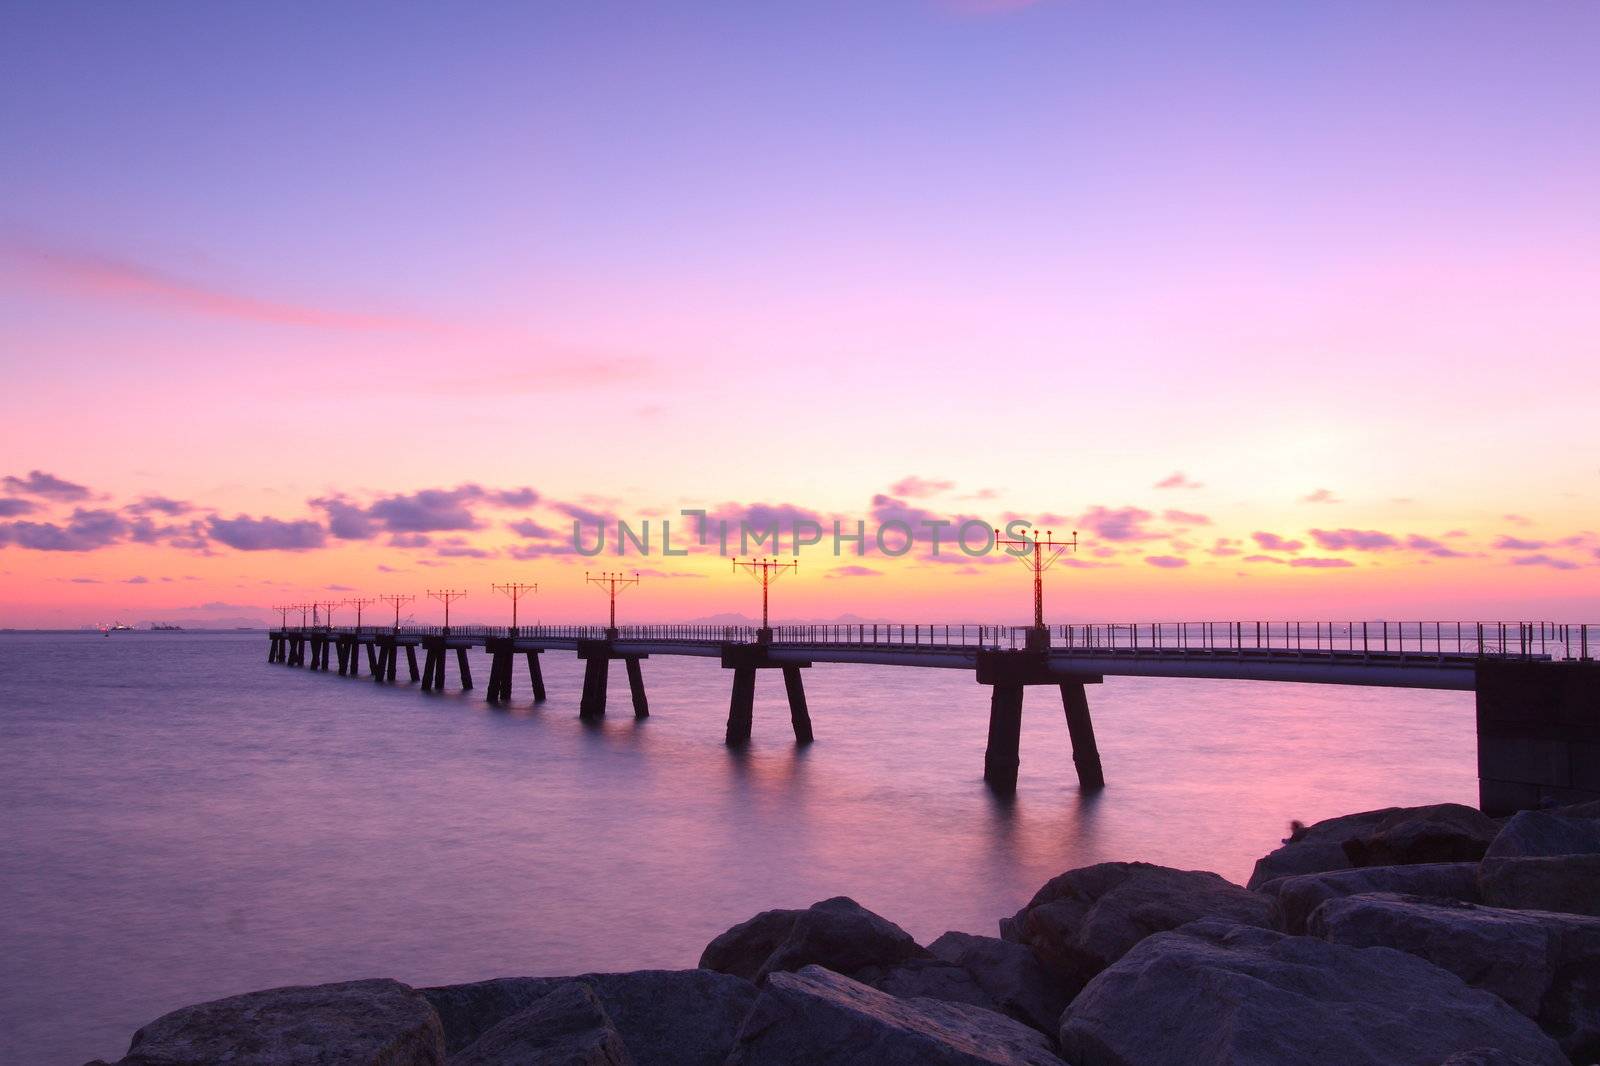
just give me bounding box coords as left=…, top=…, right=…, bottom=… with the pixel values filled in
left=267, top=620, right=1598, bottom=811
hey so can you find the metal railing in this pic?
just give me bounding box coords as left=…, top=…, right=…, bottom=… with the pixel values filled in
left=270, top=621, right=1596, bottom=660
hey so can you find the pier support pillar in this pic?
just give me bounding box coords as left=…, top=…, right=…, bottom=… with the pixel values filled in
left=580, top=656, right=609, bottom=720
left=1477, top=660, right=1600, bottom=814
left=456, top=648, right=473, bottom=691
left=726, top=666, right=756, bottom=744
left=336, top=641, right=349, bottom=675
left=421, top=646, right=439, bottom=692
left=983, top=685, right=1024, bottom=792
left=406, top=646, right=419, bottom=683
left=526, top=651, right=546, bottom=701
left=1060, top=682, right=1105, bottom=790
left=783, top=666, right=813, bottom=743
left=386, top=644, right=398, bottom=683
left=626, top=658, right=648, bottom=718
left=365, top=643, right=378, bottom=677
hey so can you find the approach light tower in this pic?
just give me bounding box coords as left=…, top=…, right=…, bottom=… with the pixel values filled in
left=293, top=603, right=312, bottom=629
left=318, top=600, right=342, bottom=628
left=427, top=589, right=468, bottom=633
left=732, top=556, right=797, bottom=642
left=380, top=593, right=415, bottom=632
left=585, top=571, right=638, bottom=637
left=492, top=581, right=538, bottom=630
left=993, top=528, right=1078, bottom=650
left=272, top=605, right=292, bottom=629
left=345, top=597, right=378, bottom=630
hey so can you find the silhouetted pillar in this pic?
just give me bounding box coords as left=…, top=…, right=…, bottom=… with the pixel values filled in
left=421, top=648, right=437, bottom=692
left=526, top=652, right=546, bottom=701
left=626, top=658, right=648, bottom=718
left=1060, top=682, right=1105, bottom=789
left=365, top=643, right=378, bottom=677
left=456, top=648, right=473, bottom=690
left=984, top=685, right=1024, bottom=792
left=580, top=657, right=609, bottom=719
left=386, top=644, right=398, bottom=683
left=783, top=666, right=813, bottom=743
left=725, top=666, right=757, bottom=745
left=406, top=646, right=420, bottom=683
left=336, top=642, right=349, bottom=675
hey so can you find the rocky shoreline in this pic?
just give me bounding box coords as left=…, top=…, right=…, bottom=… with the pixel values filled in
left=89, top=800, right=1600, bottom=1065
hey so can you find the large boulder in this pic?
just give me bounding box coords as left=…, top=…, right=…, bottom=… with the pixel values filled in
left=1257, top=861, right=1480, bottom=934
left=1246, top=807, right=1401, bottom=888
left=424, top=970, right=756, bottom=1066
left=105, top=978, right=445, bottom=1066
left=725, top=965, right=1066, bottom=1065
left=1479, top=808, right=1600, bottom=917
left=1000, top=862, right=1277, bottom=996
left=451, top=981, right=629, bottom=1066
left=1340, top=803, right=1500, bottom=867
left=1309, top=892, right=1600, bottom=1062
left=927, top=932, right=1071, bottom=1035
left=1057, top=920, right=1566, bottom=1066
left=860, top=957, right=1001, bottom=1015
left=700, top=897, right=927, bottom=983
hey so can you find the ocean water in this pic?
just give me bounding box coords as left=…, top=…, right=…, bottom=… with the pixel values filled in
left=0, top=631, right=1476, bottom=1065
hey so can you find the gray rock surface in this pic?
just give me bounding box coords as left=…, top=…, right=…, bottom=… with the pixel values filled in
left=860, top=957, right=1001, bottom=1014
left=1480, top=809, right=1600, bottom=917
left=1000, top=862, right=1277, bottom=995
left=1339, top=802, right=1501, bottom=867
left=725, top=965, right=1066, bottom=1065
left=451, top=981, right=628, bottom=1066
left=107, top=978, right=445, bottom=1066
left=700, top=896, right=927, bottom=983
left=927, top=931, right=1071, bottom=1035
left=1257, top=861, right=1480, bottom=933
left=1057, top=920, right=1566, bottom=1066
left=1308, top=891, right=1600, bottom=1063
left=424, top=969, right=755, bottom=1066
left=1246, top=807, right=1399, bottom=888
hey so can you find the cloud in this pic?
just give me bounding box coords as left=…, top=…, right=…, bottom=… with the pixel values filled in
left=0, top=498, right=36, bottom=517
left=1208, top=538, right=1242, bottom=557
left=312, top=496, right=380, bottom=540
left=367, top=487, right=483, bottom=533
left=324, top=584, right=355, bottom=591
left=508, top=518, right=554, bottom=539
left=1243, top=554, right=1286, bottom=564
left=1290, top=557, right=1356, bottom=569
left=1511, top=554, right=1579, bottom=570
left=69, top=576, right=100, bottom=584
left=1503, top=514, right=1532, bottom=526
left=3, top=469, right=92, bottom=501
left=6, top=236, right=439, bottom=333
left=1, top=508, right=128, bottom=551
left=826, top=565, right=883, bottom=578
left=889, top=476, right=955, bottom=498
left=1406, top=534, right=1467, bottom=558
left=125, top=575, right=149, bottom=584
left=388, top=533, right=431, bottom=548
left=126, top=496, right=192, bottom=516
left=1494, top=535, right=1546, bottom=551
left=1310, top=528, right=1399, bottom=551
left=1154, top=472, right=1202, bottom=490
left=1078, top=505, right=1160, bottom=542
left=206, top=514, right=327, bottom=551
left=1252, top=532, right=1305, bottom=552
left=1162, top=509, right=1210, bottom=526
left=1302, top=488, right=1341, bottom=504
left=1144, top=555, right=1188, bottom=569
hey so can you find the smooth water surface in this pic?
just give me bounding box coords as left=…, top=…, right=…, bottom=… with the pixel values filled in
left=0, top=632, right=1475, bottom=1065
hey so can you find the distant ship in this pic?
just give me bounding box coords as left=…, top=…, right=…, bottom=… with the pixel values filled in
left=151, top=624, right=184, bottom=632
left=101, top=622, right=135, bottom=636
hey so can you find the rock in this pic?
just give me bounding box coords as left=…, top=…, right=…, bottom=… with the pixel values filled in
left=927, top=932, right=1071, bottom=1035
left=451, top=981, right=629, bottom=1066
left=1246, top=807, right=1400, bottom=888
left=1257, top=862, right=1480, bottom=934
left=700, top=897, right=928, bottom=983
left=423, top=976, right=559, bottom=1055
left=860, top=957, right=1001, bottom=1014
left=424, top=970, right=756, bottom=1066
left=581, top=970, right=758, bottom=1066
left=1057, top=920, right=1566, bottom=1066
left=1001, top=862, right=1277, bottom=996
left=1340, top=803, right=1501, bottom=867
left=1309, top=892, right=1600, bottom=1062
left=108, top=978, right=445, bottom=1066
left=725, top=965, right=1066, bottom=1065
left=1480, top=809, right=1600, bottom=917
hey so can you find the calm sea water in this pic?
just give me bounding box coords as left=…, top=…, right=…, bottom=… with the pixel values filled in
left=0, top=631, right=1476, bottom=1065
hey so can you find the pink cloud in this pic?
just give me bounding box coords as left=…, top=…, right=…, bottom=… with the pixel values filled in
left=1144, top=555, right=1188, bottom=569
left=1154, top=472, right=1202, bottom=490
left=1290, top=557, right=1356, bottom=569
left=1302, top=488, right=1341, bottom=504
left=1162, top=509, right=1211, bottom=526
left=1252, top=532, right=1305, bottom=552
left=1310, top=528, right=1399, bottom=551
left=890, top=476, right=955, bottom=498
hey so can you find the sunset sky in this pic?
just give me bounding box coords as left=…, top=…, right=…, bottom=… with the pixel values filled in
left=2, top=1, right=1597, bottom=627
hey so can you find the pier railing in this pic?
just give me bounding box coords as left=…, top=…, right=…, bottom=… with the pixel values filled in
left=272, top=621, right=1596, bottom=660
